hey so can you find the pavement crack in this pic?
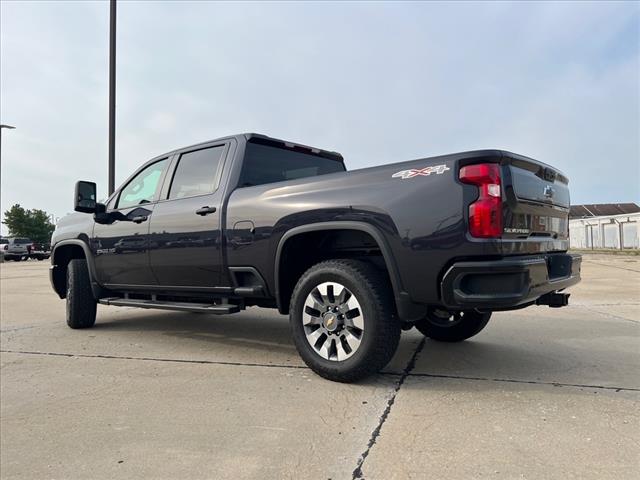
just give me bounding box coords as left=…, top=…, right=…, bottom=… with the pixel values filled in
left=0, top=349, right=308, bottom=370
left=582, top=260, right=640, bottom=274
left=572, top=302, right=640, bottom=306
left=352, top=338, right=426, bottom=479
left=407, top=372, right=640, bottom=392
left=574, top=305, right=639, bottom=324
left=0, top=325, right=39, bottom=333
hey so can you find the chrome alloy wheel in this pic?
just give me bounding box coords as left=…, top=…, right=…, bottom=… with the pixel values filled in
left=302, top=282, right=364, bottom=361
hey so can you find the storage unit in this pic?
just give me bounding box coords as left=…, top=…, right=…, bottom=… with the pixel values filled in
left=569, top=212, right=640, bottom=250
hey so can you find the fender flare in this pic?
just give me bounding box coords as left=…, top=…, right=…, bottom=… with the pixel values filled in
left=51, top=239, right=102, bottom=299
left=274, top=221, right=425, bottom=321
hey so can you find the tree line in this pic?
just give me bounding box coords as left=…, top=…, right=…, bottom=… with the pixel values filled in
left=2, top=204, right=55, bottom=243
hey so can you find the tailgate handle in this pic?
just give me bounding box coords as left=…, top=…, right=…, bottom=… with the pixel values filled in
left=196, top=206, right=217, bottom=216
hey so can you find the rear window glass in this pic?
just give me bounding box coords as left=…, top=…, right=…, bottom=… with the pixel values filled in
left=239, top=142, right=344, bottom=188
left=14, top=238, right=31, bottom=244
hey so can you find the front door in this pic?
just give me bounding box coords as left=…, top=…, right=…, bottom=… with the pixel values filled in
left=148, top=143, right=227, bottom=287
left=93, top=158, right=169, bottom=286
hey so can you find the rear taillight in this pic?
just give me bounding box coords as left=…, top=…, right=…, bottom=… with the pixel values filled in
left=459, top=163, right=502, bottom=238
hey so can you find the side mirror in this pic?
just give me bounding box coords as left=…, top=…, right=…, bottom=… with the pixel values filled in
left=74, top=181, right=98, bottom=213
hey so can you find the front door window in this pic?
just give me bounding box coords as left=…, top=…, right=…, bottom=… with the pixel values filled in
left=117, top=159, right=168, bottom=209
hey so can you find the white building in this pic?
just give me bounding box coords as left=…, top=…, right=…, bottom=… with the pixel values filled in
left=569, top=204, right=640, bottom=250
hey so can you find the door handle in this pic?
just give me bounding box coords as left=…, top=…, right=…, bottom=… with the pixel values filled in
left=132, top=215, right=148, bottom=224
left=196, top=206, right=217, bottom=216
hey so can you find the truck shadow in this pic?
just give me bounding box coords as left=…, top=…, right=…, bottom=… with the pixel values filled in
left=404, top=337, right=639, bottom=392
left=91, top=308, right=638, bottom=390
left=93, top=308, right=297, bottom=356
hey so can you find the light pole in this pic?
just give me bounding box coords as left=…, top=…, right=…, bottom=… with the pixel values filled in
left=0, top=124, right=16, bottom=165
left=108, top=0, right=116, bottom=195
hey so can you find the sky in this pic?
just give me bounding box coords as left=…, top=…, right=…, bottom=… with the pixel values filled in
left=1, top=1, right=639, bottom=234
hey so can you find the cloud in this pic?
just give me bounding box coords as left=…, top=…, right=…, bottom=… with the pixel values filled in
left=145, top=111, right=177, bottom=134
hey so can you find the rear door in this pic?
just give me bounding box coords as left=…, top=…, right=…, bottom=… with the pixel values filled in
left=148, top=142, right=229, bottom=287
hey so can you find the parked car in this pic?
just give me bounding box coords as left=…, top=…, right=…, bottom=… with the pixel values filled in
left=29, top=242, right=51, bottom=261
left=4, top=237, right=32, bottom=261
left=0, top=237, right=8, bottom=262
left=49, top=133, right=581, bottom=382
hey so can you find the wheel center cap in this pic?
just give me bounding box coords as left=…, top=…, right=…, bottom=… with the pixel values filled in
left=323, top=313, right=338, bottom=331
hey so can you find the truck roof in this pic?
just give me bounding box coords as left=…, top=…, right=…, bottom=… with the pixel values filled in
left=161, top=133, right=344, bottom=163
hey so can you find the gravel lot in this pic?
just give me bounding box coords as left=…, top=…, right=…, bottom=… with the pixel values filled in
left=1, top=254, right=638, bottom=479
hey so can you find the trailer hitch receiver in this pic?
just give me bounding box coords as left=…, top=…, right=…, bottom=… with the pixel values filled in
left=536, top=292, right=570, bottom=308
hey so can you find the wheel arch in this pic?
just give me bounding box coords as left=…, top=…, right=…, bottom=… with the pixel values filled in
left=50, top=240, right=101, bottom=299
left=274, top=221, right=426, bottom=321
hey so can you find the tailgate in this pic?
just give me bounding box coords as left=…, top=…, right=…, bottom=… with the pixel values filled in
left=501, top=154, right=570, bottom=247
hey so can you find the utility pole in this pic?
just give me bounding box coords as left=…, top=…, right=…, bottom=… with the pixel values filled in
left=108, top=0, right=117, bottom=194
left=0, top=125, right=16, bottom=238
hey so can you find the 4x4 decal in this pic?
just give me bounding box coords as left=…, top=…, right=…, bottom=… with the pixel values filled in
left=392, top=164, right=450, bottom=179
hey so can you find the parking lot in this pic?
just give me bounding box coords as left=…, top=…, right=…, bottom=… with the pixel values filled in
left=0, top=254, right=638, bottom=479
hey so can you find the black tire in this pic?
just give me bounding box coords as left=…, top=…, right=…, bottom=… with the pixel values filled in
left=66, top=258, right=97, bottom=329
left=289, top=259, right=400, bottom=383
left=415, top=310, right=491, bottom=342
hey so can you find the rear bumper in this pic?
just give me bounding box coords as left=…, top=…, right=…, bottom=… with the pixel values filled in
left=4, top=252, right=27, bottom=259
left=440, top=253, right=581, bottom=309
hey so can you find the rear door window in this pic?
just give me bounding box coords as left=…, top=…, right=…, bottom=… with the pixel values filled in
left=168, top=145, right=225, bottom=200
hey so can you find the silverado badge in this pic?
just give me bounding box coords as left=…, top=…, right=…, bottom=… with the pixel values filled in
left=392, top=164, right=450, bottom=179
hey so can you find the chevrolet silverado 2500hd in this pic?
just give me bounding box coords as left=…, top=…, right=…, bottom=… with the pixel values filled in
left=50, top=133, right=581, bottom=382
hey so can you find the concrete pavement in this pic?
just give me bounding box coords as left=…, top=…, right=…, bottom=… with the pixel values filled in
left=1, top=254, right=638, bottom=479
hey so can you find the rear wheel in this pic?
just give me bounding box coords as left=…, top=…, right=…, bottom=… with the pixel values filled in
left=66, top=259, right=97, bottom=329
left=415, top=309, right=491, bottom=342
left=290, top=259, right=400, bottom=383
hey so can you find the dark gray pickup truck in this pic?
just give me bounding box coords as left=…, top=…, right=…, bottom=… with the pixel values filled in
left=50, top=133, right=581, bottom=381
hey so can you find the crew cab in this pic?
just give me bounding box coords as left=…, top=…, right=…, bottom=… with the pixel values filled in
left=50, top=133, right=581, bottom=382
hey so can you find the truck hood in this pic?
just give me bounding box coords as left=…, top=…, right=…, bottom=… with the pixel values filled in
left=51, top=212, right=95, bottom=246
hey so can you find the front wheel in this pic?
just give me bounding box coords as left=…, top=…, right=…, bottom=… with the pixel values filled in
left=66, top=259, right=97, bottom=329
left=415, top=310, right=491, bottom=342
left=289, top=259, right=400, bottom=383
